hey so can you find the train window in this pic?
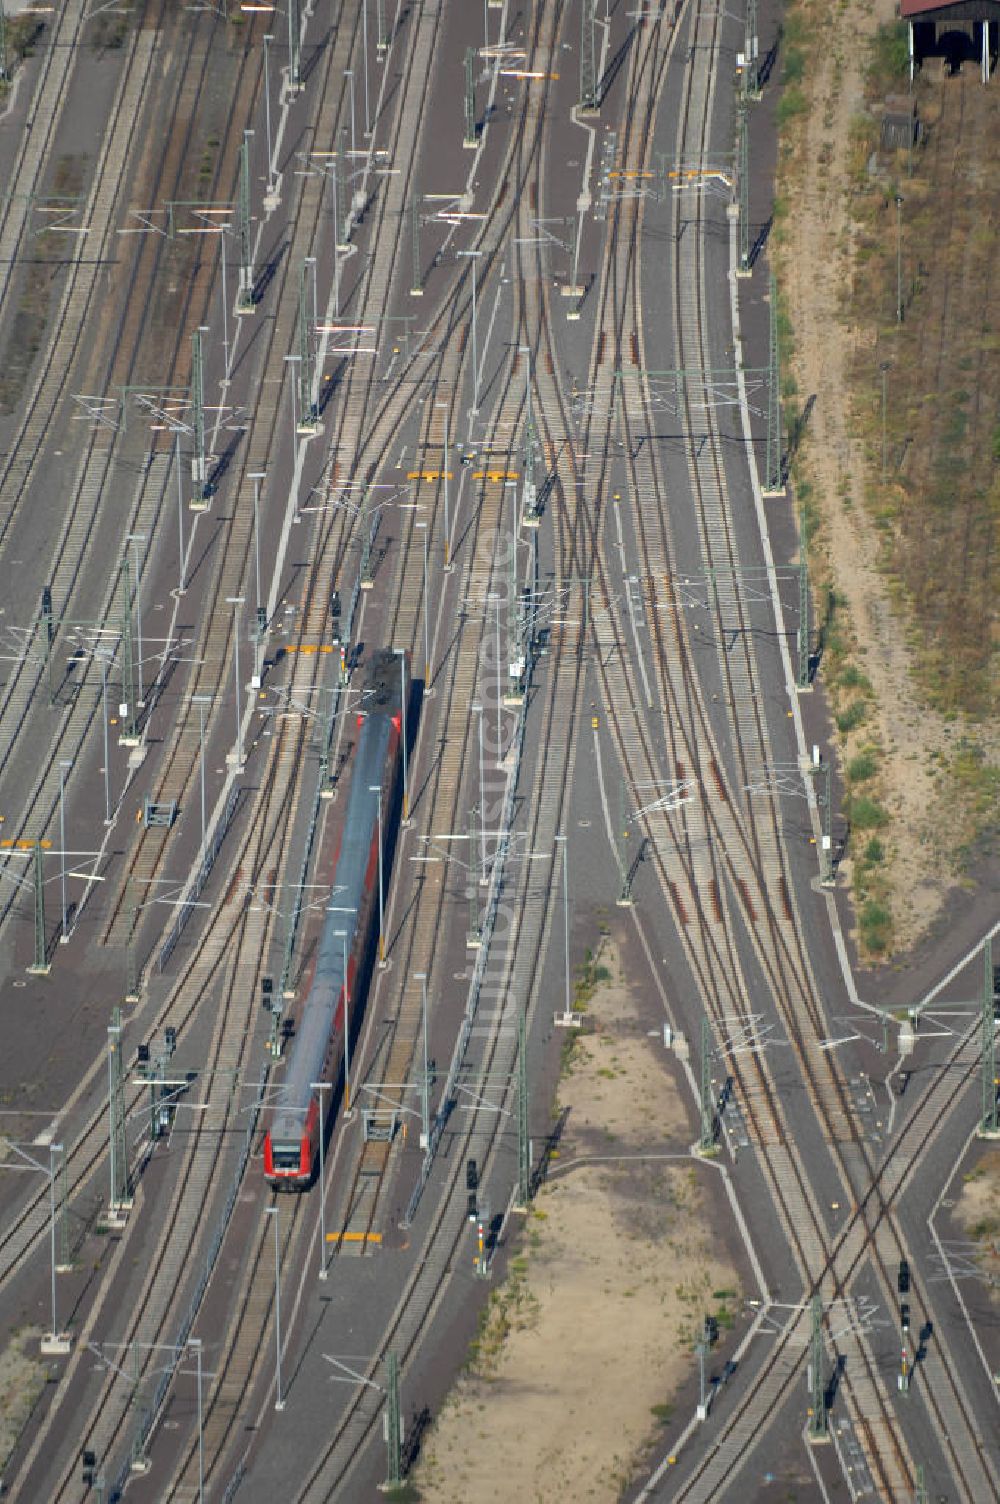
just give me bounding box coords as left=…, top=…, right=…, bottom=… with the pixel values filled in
left=272, top=1143, right=302, bottom=1170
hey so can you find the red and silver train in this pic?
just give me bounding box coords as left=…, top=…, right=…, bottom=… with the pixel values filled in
left=263, top=649, right=406, bottom=1188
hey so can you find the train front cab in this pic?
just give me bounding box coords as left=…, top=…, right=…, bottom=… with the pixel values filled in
left=263, top=1098, right=320, bottom=1189
left=263, top=1132, right=310, bottom=1189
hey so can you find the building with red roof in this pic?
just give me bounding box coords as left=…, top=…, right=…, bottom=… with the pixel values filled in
left=900, top=0, right=999, bottom=80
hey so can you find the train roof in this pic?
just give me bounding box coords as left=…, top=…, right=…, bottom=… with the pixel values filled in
left=360, top=647, right=407, bottom=716
left=270, top=708, right=395, bottom=1142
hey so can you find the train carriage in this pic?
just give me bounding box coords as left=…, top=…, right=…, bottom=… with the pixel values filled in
left=263, top=649, right=406, bottom=1188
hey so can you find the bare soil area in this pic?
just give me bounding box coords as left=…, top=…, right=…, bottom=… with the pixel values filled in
left=411, top=939, right=739, bottom=1503
left=776, top=2, right=1000, bottom=957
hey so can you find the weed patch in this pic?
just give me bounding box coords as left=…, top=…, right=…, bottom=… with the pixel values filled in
left=859, top=899, right=892, bottom=953
left=849, top=795, right=889, bottom=830
left=847, top=750, right=878, bottom=783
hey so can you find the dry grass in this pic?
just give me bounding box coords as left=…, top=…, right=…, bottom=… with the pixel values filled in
left=774, top=0, right=1000, bottom=957
left=845, top=37, right=1000, bottom=719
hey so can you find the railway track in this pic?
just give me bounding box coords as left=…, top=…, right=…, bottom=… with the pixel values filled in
left=0, top=8, right=276, bottom=1273
left=663, top=1011, right=994, bottom=1501
left=649, top=7, right=994, bottom=1497
left=8, top=692, right=315, bottom=1499
left=0, top=2, right=430, bottom=1488
left=128, top=2, right=998, bottom=1491
left=221, top=2, right=872, bottom=1491
left=297, top=307, right=586, bottom=1504
left=0, top=5, right=263, bottom=944
left=297, top=0, right=582, bottom=1266
left=303, top=10, right=999, bottom=1496
left=0, top=2, right=991, bottom=1500
left=8, top=0, right=490, bottom=1491
left=0, top=1, right=490, bottom=1494
left=0, top=0, right=166, bottom=563
left=562, top=3, right=996, bottom=1499
left=153, top=1, right=599, bottom=1494
left=0, top=0, right=450, bottom=1298
left=0, top=0, right=99, bottom=322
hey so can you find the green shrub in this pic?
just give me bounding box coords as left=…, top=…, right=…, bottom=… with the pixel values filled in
left=836, top=701, right=866, bottom=734
left=777, top=87, right=808, bottom=126
left=783, top=48, right=806, bottom=86
left=783, top=11, right=808, bottom=48
left=851, top=795, right=888, bottom=829
left=847, top=751, right=878, bottom=782
left=839, top=664, right=872, bottom=692
left=864, top=837, right=885, bottom=863
left=860, top=899, right=892, bottom=952
left=869, top=21, right=910, bottom=82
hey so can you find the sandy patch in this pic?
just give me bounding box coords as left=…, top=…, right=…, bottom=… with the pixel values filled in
left=412, top=940, right=739, bottom=1502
